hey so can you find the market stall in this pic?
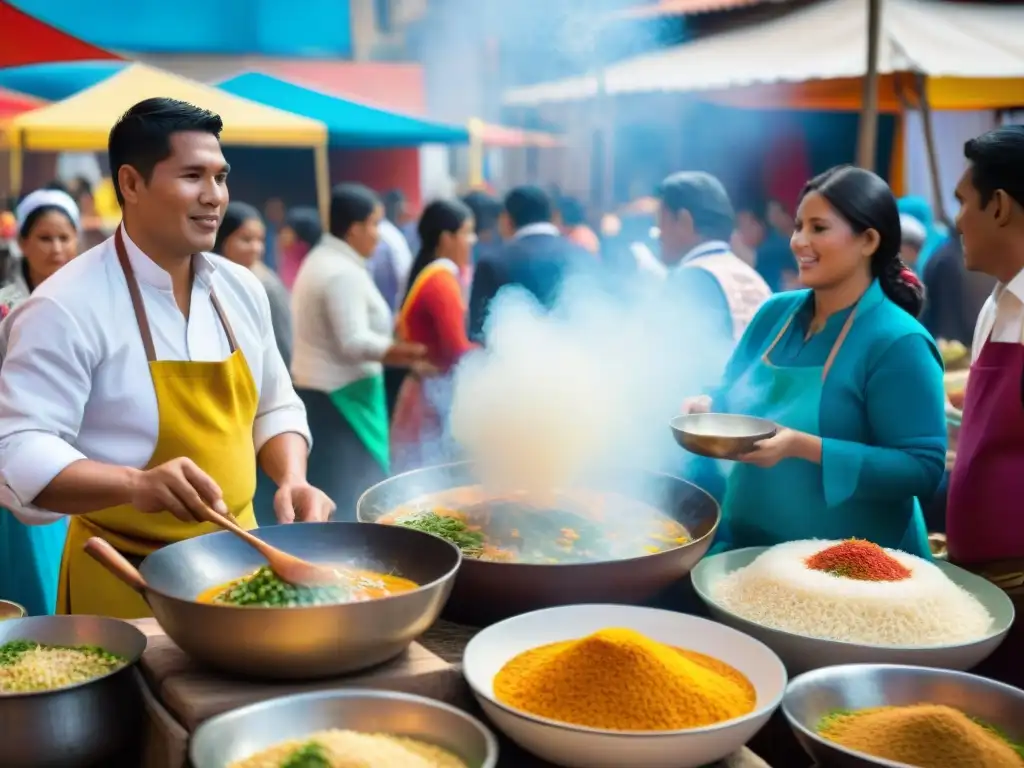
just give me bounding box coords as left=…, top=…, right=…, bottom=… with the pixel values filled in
left=466, top=118, right=566, bottom=189
left=501, top=0, right=1024, bottom=211
left=2, top=63, right=330, bottom=224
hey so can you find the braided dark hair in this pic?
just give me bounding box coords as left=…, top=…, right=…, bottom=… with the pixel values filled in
left=800, top=165, right=924, bottom=317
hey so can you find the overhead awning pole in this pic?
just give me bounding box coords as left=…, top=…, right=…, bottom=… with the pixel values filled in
left=856, top=0, right=883, bottom=170
left=915, top=74, right=952, bottom=229
left=467, top=118, right=485, bottom=188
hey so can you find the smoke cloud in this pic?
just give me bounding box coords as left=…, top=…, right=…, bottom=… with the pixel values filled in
left=449, top=269, right=735, bottom=492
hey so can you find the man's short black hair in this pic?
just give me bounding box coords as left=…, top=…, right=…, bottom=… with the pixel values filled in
left=108, top=97, right=223, bottom=205
left=330, top=183, right=380, bottom=239
left=504, top=185, right=553, bottom=230
left=462, top=191, right=501, bottom=233
left=964, top=126, right=1024, bottom=209
left=657, top=171, right=735, bottom=242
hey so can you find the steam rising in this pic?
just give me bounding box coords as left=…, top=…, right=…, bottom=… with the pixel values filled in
left=449, top=271, right=734, bottom=491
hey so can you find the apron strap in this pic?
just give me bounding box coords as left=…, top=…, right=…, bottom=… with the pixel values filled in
left=761, top=303, right=859, bottom=383
left=114, top=226, right=239, bottom=362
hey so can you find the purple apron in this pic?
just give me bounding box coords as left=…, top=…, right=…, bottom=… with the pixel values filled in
left=947, top=336, right=1024, bottom=689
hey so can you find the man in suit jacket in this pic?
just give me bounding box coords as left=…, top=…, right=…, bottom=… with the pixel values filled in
left=468, top=186, right=593, bottom=340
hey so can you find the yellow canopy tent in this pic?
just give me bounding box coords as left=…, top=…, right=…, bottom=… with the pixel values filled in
left=6, top=63, right=330, bottom=224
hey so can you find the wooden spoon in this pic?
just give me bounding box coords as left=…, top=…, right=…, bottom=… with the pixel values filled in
left=192, top=505, right=343, bottom=588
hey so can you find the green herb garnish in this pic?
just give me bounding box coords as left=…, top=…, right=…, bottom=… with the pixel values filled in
left=396, top=511, right=485, bottom=556
left=214, top=566, right=360, bottom=608
left=0, top=640, right=122, bottom=666
left=280, top=740, right=330, bottom=768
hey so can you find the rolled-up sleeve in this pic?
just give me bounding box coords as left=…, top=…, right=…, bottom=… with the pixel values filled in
left=323, top=274, right=392, bottom=363
left=822, top=334, right=947, bottom=507
left=0, top=297, right=95, bottom=522
left=251, top=286, right=312, bottom=453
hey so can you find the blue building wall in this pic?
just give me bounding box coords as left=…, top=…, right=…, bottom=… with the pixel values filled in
left=10, top=0, right=353, bottom=57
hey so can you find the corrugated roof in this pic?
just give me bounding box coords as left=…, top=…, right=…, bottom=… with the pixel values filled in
left=504, top=0, right=1024, bottom=106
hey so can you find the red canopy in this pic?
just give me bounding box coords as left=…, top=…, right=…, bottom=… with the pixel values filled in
left=0, top=86, right=42, bottom=117
left=0, top=2, right=120, bottom=68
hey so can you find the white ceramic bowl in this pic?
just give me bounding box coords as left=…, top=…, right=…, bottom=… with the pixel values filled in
left=463, top=604, right=787, bottom=768
left=691, top=547, right=1014, bottom=676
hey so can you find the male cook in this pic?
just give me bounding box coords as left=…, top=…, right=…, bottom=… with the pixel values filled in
left=946, top=125, right=1024, bottom=688
left=0, top=98, right=334, bottom=618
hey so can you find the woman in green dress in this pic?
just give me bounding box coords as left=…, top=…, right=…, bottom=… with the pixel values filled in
left=685, top=166, right=946, bottom=558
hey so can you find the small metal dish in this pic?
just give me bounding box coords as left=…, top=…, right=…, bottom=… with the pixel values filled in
left=190, top=689, right=499, bottom=768
left=783, top=664, right=1024, bottom=767
left=0, top=600, right=26, bottom=621
left=670, top=414, right=777, bottom=459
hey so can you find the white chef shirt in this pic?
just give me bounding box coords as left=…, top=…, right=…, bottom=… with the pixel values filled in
left=290, top=234, right=394, bottom=393
left=972, top=267, right=1024, bottom=361
left=0, top=226, right=310, bottom=525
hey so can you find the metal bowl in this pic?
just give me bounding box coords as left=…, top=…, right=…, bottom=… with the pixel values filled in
left=190, top=689, right=499, bottom=768
left=783, top=664, right=1024, bottom=767
left=670, top=414, right=777, bottom=459
left=0, top=600, right=26, bottom=621
left=89, top=522, right=461, bottom=679
left=357, top=462, right=720, bottom=626
left=0, top=615, right=147, bottom=767
left=691, top=547, right=1014, bottom=675
left=463, top=604, right=786, bottom=768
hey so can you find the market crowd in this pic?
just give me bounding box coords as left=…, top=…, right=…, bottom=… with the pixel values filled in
left=0, top=101, right=1020, bottom=695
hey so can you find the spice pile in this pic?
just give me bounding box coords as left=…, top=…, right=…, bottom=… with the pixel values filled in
left=493, top=627, right=756, bottom=731
left=805, top=539, right=912, bottom=582
left=818, top=704, right=1024, bottom=768
left=711, top=539, right=993, bottom=646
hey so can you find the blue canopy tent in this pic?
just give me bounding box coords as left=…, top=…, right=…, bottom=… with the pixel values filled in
left=0, top=61, right=125, bottom=101
left=217, top=72, right=469, bottom=148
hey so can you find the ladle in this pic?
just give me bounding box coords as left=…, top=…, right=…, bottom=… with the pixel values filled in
left=188, top=504, right=344, bottom=587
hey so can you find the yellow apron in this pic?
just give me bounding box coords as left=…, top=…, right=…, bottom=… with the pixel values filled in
left=56, top=228, right=259, bottom=618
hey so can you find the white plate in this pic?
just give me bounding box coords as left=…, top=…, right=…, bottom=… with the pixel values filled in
left=463, top=604, right=786, bottom=768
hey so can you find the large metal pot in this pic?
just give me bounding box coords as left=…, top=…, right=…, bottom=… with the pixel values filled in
left=86, top=522, right=460, bottom=680
left=0, top=615, right=147, bottom=768
left=357, top=462, right=720, bottom=625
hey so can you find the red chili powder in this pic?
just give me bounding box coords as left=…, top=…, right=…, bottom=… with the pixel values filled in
left=805, top=539, right=912, bottom=582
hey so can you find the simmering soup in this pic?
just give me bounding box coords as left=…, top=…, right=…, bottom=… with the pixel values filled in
left=196, top=566, right=418, bottom=607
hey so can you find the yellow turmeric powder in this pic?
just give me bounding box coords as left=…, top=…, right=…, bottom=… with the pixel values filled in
left=818, top=704, right=1024, bottom=768
left=492, top=627, right=756, bottom=731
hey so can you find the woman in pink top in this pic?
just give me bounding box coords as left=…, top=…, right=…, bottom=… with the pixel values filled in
left=276, top=207, right=322, bottom=290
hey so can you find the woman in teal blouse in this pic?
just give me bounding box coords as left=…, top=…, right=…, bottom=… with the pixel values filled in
left=687, top=166, right=946, bottom=558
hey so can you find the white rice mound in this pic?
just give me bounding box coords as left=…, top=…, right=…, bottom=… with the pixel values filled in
left=710, top=540, right=995, bottom=646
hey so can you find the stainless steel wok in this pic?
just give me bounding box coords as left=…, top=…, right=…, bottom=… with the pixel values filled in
left=357, top=462, right=720, bottom=626
left=0, top=615, right=147, bottom=767
left=87, top=522, right=461, bottom=680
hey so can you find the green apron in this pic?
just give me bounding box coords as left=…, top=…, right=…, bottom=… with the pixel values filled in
left=717, top=300, right=930, bottom=558
left=329, top=374, right=391, bottom=474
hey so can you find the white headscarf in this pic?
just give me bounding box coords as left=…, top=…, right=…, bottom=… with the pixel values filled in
left=14, top=189, right=81, bottom=236
left=899, top=213, right=927, bottom=249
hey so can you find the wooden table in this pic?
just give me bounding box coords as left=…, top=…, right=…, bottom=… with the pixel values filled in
left=132, top=618, right=774, bottom=768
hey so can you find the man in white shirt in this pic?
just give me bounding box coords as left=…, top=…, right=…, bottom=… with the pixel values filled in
left=946, top=125, right=1024, bottom=688
left=0, top=97, right=333, bottom=618
left=657, top=172, right=772, bottom=344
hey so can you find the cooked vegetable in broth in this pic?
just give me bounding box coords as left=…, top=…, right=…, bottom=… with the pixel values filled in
left=379, top=485, right=690, bottom=564
left=197, top=566, right=418, bottom=607
left=0, top=640, right=125, bottom=693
